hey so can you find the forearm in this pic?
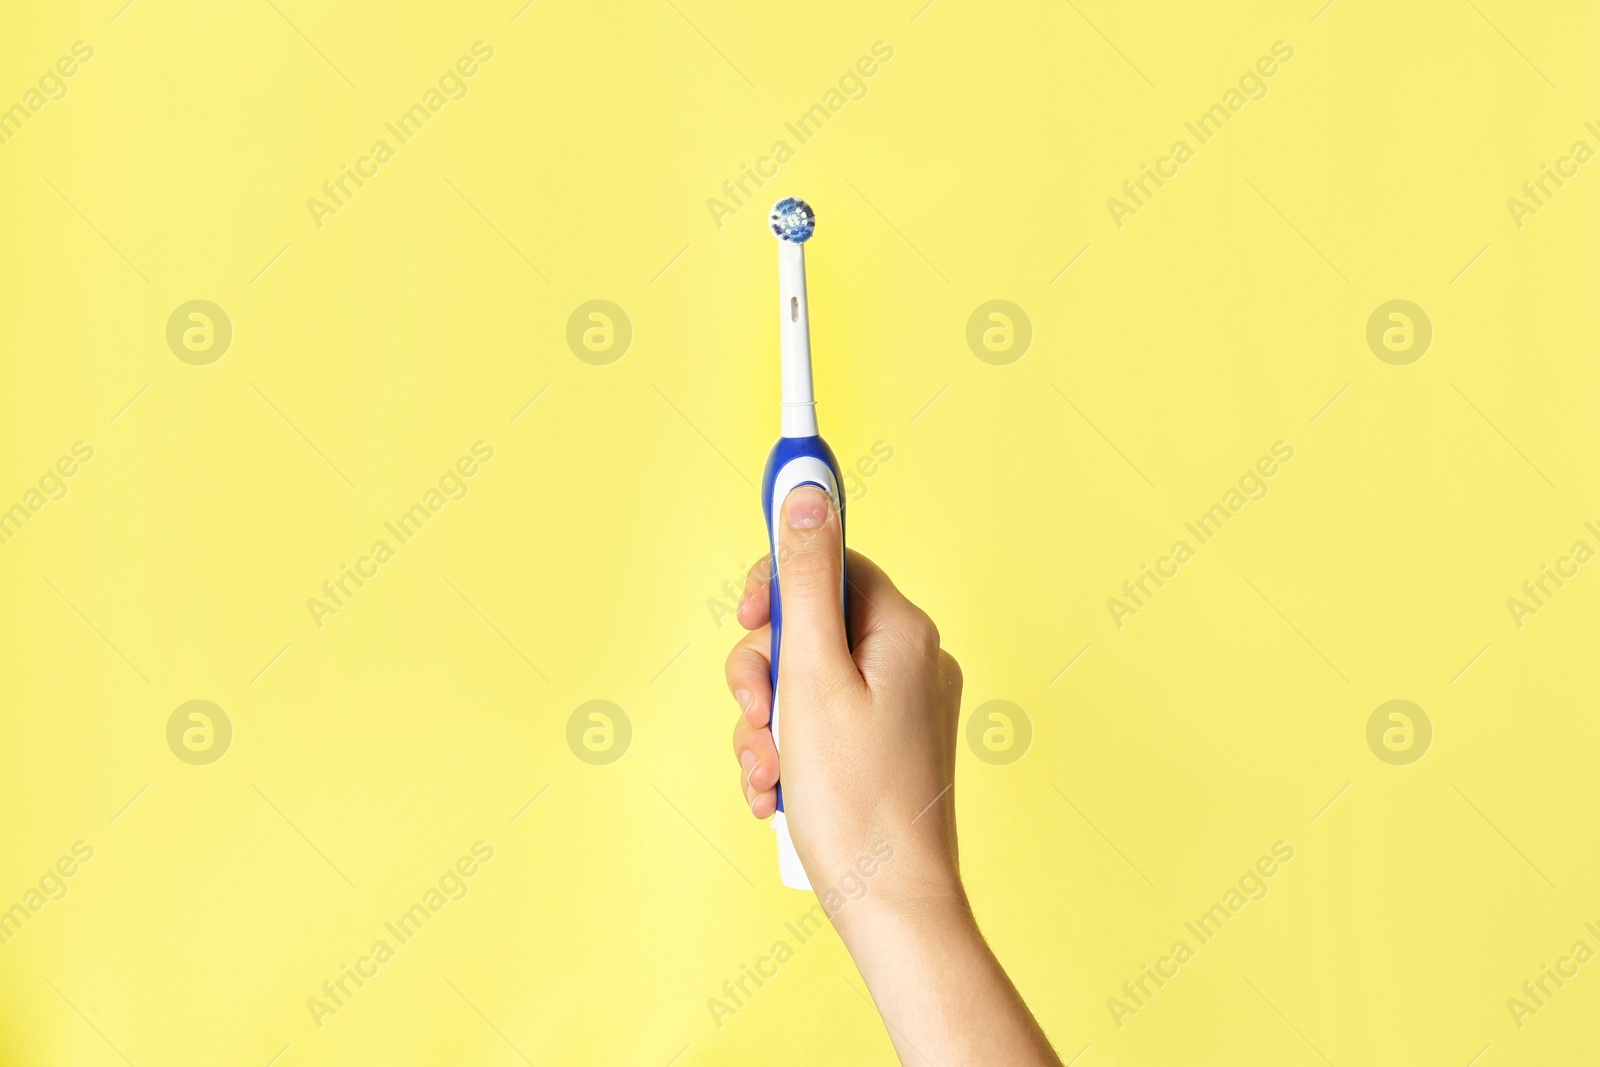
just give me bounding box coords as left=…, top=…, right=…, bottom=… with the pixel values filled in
left=836, top=894, right=1062, bottom=1066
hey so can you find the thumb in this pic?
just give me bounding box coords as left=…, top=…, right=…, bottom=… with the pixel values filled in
left=775, top=485, right=853, bottom=683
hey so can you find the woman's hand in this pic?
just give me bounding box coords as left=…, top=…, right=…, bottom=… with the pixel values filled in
left=725, top=485, right=1062, bottom=1066
left=726, top=484, right=965, bottom=914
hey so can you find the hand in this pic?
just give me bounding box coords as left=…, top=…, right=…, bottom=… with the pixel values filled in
left=725, top=485, right=1062, bottom=1066
left=725, top=484, right=964, bottom=915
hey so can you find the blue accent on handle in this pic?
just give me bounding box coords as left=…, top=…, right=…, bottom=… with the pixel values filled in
left=761, top=435, right=846, bottom=815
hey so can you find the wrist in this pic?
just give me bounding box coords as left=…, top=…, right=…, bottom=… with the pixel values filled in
left=830, top=871, right=973, bottom=952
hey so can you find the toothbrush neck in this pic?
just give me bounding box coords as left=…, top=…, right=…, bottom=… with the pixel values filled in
left=779, top=241, right=819, bottom=438
left=781, top=403, right=818, bottom=438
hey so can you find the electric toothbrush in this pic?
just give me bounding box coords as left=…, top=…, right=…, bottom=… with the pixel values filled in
left=762, top=197, right=845, bottom=892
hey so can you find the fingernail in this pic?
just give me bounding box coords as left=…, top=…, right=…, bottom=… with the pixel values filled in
left=739, top=750, right=757, bottom=784
left=786, top=486, right=828, bottom=529
left=735, top=688, right=752, bottom=714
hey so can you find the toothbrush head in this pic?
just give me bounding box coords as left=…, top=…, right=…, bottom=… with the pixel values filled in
left=769, top=197, right=815, bottom=244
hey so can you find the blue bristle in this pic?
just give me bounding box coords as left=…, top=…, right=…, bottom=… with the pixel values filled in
left=769, top=197, right=815, bottom=243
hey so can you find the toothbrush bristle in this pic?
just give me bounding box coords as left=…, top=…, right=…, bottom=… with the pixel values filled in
left=769, top=197, right=815, bottom=243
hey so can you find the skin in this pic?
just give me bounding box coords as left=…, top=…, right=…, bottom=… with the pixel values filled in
left=727, top=485, right=1062, bottom=1066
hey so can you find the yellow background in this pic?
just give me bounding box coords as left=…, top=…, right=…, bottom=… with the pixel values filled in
left=1, top=0, right=1597, bottom=1064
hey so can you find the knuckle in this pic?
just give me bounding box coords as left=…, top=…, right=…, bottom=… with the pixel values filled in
left=781, top=544, right=837, bottom=588
left=940, top=649, right=964, bottom=691
left=741, top=558, right=770, bottom=603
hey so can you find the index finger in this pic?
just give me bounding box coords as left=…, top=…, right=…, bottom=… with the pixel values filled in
left=736, top=554, right=775, bottom=631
